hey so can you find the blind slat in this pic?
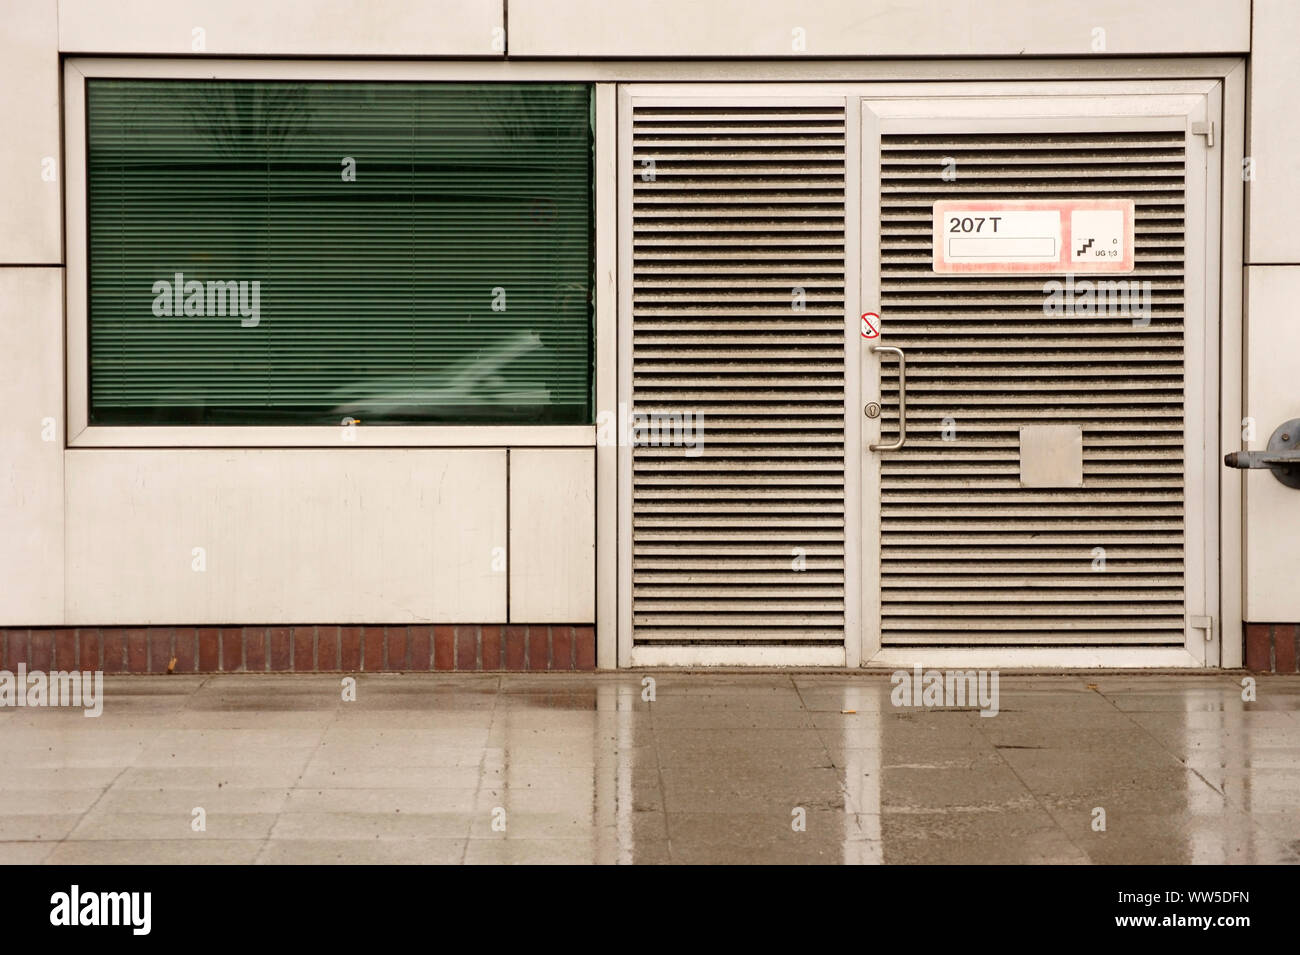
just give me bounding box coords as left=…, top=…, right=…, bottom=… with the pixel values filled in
left=88, top=79, right=594, bottom=426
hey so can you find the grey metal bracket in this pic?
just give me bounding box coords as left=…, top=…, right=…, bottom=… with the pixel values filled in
left=1224, top=417, right=1300, bottom=489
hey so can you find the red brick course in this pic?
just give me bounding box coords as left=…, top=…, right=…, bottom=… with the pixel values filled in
left=220, top=628, right=242, bottom=672
left=1246, top=623, right=1299, bottom=673
left=575, top=626, right=596, bottom=670
left=29, top=631, right=52, bottom=672
left=80, top=630, right=100, bottom=671
left=244, top=627, right=267, bottom=672
left=527, top=627, right=549, bottom=671
left=339, top=627, right=362, bottom=671
left=457, top=627, right=478, bottom=670
left=148, top=629, right=172, bottom=673
left=1245, top=624, right=1269, bottom=671
left=292, top=627, right=315, bottom=671
left=505, top=626, right=526, bottom=670
left=318, top=626, right=340, bottom=671
left=481, top=626, right=502, bottom=670
left=1275, top=626, right=1299, bottom=674
left=433, top=626, right=455, bottom=671
left=385, top=627, right=407, bottom=671
left=126, top=630, right=148, bottom=672
left=102, top=631, right=125, bottom=673
left=408, top=626, right=432, bottom=671
left=174, top=629, right=197, bottom=673
left=0, top=625, right=598, bottom=672
left=552, top=626, right=573, bottom=670
left=0, top=628, right=595, bottom=670
left=53, top=629, right=77, bottom=670
left=361, top=626, right=384, bottom=672
left=198, top=629, right=220, bottom=672
left=8, top=623, right=1298, bottom=673
left=270, top=628, right=292, bottom=672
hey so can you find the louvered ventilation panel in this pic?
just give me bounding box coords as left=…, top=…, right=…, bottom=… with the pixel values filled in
left=631, top=104, right=847, bottom=648
left=879, top=131, right=1187, bottom=647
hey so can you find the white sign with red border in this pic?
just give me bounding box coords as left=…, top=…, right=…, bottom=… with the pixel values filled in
left=932, top=198, right=1135, bottom=274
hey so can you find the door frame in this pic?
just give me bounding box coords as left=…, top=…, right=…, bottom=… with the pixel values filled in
left=614, top=75, right=1244, bottom=669
left=858, top=82, right=1224, bottom=668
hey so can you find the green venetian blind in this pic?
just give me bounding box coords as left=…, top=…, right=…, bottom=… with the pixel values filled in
left=87, top=80, right=594, bottom=425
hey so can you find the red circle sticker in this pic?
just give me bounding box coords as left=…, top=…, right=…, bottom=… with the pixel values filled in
left=861, top=312, right=880, bottom=339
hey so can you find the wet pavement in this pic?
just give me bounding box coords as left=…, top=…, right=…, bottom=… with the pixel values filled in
left=1, top=672, right=1297, bottom=864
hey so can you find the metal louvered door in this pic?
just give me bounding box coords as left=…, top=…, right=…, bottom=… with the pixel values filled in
left=619, top=91, right=853, bottom=666
left=860, top=88, right=1220, bottom=668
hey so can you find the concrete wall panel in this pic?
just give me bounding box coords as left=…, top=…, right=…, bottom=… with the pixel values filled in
left=510, top=0, right=1249, bottom=58
left=1247, top=0, right=1300, bottom=263
left=66, top=449, right=507, bottom=624
left=59, top=0, right=504, bottom=56
left=509, top=449, right=595, bottom=623
left=0, top=1, right=60, bottom=263
left=1244, top=267, right=1300, bottom=621
left=0, top=269, right=65, bottom=624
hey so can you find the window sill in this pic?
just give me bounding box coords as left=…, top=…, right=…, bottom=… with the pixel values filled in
left=67, top=425, right=596, bottom=449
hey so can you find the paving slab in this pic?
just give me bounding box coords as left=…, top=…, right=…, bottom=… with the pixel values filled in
left=0, top=672, right=1296, bottom=864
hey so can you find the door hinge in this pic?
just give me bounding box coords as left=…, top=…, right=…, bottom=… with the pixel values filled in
left=1190, top=615, right=1214, bottom=642
left=1191, top=121, right=1215, bottom=147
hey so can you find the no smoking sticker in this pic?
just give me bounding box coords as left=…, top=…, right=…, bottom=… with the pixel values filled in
left=861, top=312, right=880, bottom=339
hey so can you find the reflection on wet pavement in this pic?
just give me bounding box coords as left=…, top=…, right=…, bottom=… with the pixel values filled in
left=1, top=673, right=1297, bottom=864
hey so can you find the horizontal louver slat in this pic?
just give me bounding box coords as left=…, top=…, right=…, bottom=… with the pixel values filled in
left=878, top=129, right=1188, bottom=649
left=631, top=104, right=847, bottom=648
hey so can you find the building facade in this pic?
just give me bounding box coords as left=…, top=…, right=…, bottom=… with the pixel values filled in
left=1, top=1, right=1296, bottom=672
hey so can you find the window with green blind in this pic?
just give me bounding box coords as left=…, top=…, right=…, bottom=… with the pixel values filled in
left=86, top=79, right=594, bottom=426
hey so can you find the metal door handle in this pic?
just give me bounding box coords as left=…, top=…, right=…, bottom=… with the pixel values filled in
left=1224, top=417, right=1300, bottom=488
left=869, top=345, right=906, bottom=452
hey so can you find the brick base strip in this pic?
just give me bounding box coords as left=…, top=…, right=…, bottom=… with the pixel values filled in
left=0, top=626, right=596, bottom=673
left=1245, top=623, right=1300, bottom=673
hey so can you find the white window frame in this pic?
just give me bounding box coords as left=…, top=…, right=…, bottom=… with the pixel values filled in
left=63, top=58, right=608, bottom=449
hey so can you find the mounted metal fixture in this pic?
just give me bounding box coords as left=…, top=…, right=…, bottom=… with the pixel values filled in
left=1224, top=417, right=1300, bottom=488
left=868, top=345, right=906, bottom=452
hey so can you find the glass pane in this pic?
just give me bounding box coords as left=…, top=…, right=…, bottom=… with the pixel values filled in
left=87, top=79, right=594, bottom=426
